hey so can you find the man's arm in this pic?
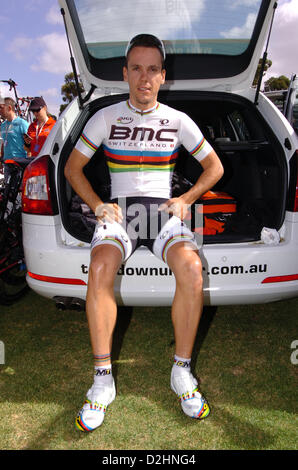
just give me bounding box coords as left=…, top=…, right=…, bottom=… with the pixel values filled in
left=64, top=148, right=123, bottom=223
left=64, top=148, right=103, bottom=213
left=179, top=150, right=224, bottom=205
left=160, top=150, right=223, bottom=219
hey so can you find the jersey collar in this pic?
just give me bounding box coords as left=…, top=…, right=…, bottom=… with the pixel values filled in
left=126, top=100, right=160, bottom=115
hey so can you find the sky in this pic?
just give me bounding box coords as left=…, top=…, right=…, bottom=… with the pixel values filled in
left=0, top=0, right=297, bottom=119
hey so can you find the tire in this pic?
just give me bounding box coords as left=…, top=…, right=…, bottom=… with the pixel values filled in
left=0, top=259, right=29, bottom=306
left=0, top=178, right=29, bottom=305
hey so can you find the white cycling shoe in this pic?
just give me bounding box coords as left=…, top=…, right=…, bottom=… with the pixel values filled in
left=75, top=379, right=116, bottom=432
left=171, top=369, right=210, bottom=419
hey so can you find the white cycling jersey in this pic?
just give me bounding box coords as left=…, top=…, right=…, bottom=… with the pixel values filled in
left=75, top=100, right=213, bottom=200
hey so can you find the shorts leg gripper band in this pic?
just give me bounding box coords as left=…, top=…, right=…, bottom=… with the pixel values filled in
left=161, top=234, right=196, bottom=263
left=91, top=221, right=132, bottom=261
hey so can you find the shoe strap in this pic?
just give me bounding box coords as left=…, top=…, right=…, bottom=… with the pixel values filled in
left=178, top=387, right=199, bottom=402
left=84, top=398, right=107, bottom=413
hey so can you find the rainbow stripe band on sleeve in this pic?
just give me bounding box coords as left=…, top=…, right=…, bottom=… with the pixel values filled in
left=190, top=137, right=206, bottom=158
left=80, top=133, right=99, bottom=153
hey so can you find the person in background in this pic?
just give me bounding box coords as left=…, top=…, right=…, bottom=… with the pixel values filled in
left=0, top=94, right=5, bottom=121
left=24, top=97, right=56, bottom=158
left=0, top=97, right=29, bottom=184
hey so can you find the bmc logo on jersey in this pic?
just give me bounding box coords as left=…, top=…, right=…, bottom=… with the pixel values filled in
left=109, top=125, right=178, bottom=142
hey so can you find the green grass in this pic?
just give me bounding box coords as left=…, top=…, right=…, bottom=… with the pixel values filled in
left=0, top=290, right=297, bottom=450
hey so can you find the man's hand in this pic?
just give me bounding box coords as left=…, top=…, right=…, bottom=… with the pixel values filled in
left=95, top=202, right=123, bottom=225
left=158, top=197, right=190, bottom=220
left=23, top=134, right=32, bottom=146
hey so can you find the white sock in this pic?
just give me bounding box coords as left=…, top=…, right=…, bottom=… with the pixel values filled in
left=172, top=355, right=191, bottom=375
left=94, top=364, right=113, bottom=385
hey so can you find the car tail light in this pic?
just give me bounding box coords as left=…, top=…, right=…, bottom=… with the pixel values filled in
left=22, top=155, right=58, bottom=215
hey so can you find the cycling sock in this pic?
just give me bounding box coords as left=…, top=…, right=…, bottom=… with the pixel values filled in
left=172, top=355, right=191, bottom=375
left=93, top=353, right=113, bottom=384
left=94, top=364, right=113, bottom=385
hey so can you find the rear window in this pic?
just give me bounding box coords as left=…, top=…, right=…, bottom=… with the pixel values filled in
left=66, top=0, right=271, bottom=81
left=74, top=0, right=262, bottom=59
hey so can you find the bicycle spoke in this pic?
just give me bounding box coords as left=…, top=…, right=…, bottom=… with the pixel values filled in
left=0, top=162, right=30, bottom=306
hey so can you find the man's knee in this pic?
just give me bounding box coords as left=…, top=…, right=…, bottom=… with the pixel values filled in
left=182, top=255, right=203, bottom=289
left=168, top=245, right=203, bottom=290
left=89, top=245, right=122, bottom=286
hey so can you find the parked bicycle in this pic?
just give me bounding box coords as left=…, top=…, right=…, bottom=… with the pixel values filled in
left=0, top=79, right=33, bottom=122
left=0, top=158, right=30, bottom=305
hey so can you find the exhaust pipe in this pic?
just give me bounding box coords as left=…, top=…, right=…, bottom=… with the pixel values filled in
left=69, top=297, right=86, bottom=311
left=54, top=296, right=85, bottom=311
left=54, top=296, right=71, bottom=310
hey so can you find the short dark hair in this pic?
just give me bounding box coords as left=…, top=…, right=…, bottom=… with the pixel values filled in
left=4, top=97, right=16, bottom=111
left=125, top=34, right=166, bottom=69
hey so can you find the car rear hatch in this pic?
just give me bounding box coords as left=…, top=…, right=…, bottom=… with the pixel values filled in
left=58, top=0, right=278, bottom=96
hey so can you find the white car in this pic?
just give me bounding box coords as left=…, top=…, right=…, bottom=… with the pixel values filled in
left=21, top=0, right=298, bottom=310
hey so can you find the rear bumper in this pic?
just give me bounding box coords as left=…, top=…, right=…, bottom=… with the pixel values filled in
left=26, top=271, right=298, bottom=306
left=22, top=213, right=298, bottom=306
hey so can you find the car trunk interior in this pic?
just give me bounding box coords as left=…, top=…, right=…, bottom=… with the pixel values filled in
left=59, top=90, right=288, bottom=245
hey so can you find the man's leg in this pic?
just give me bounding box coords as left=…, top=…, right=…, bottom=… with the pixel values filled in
left=166, top=242, right=203, bottom=358
left=86, top=244, right=123, bottom=361
left=166, top=242, right=210, bottom=420
left=76, top=244, right=123, bottom=432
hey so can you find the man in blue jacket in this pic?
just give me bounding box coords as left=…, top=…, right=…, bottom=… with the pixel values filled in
left=0, top=97, right=29, bottom=184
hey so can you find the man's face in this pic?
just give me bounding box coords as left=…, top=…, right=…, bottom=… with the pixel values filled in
left=123, top=46, right=165, bottom=110
left=0, top=103, right=7, bottom=119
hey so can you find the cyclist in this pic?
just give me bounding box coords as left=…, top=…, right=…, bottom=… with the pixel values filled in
left=65, top=34, right=224, bottom=432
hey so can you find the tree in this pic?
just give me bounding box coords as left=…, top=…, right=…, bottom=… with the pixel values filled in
left=253, top=57, right=272, bottom=87
left=264, top=75, right=290, bottom=91
left=60, top=72, right=84, bottom=114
